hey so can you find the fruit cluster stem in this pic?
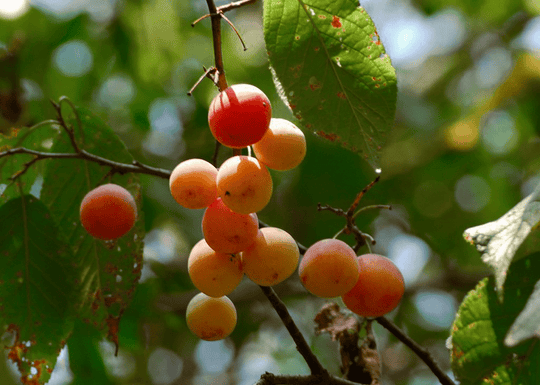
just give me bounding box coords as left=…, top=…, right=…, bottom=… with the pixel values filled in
left=205, top=0, right=228, bottom=91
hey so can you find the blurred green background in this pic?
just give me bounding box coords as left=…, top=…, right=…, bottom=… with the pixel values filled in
left=0, top=0, right=539, bottom=384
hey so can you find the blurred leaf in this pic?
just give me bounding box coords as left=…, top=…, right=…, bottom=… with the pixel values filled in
left=122, top=0, right=185, bottom=84
left=450, top=254, right=540, bottom=384
left=463, top=181, right=540, bottom=297
left=69, top=321, right=114, bottom=385
left=264, top=0, right=397, bottom=170
left=505, top=278, right=540, bottom=347
left=40, top=105, right=144, bottom=351
left=0, top=195, right=78, bottom=385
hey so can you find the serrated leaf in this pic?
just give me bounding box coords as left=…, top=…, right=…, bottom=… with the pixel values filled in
left=0, top=195, right=78, bottom=385
left=505, top=278, right=540, bottom=347
left=450, top=255, right=540, bottom=384
left=463, top=182, right=540, bottom=298
left=40, top=106, right=144, bottom=351
left=264, top=0, right=397, bottom=169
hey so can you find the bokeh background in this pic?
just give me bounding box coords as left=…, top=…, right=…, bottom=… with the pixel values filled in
left=0, top=0, right=539, bottom=384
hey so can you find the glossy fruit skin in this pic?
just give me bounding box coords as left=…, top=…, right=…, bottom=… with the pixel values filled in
left=169, top=158, right=218, bottom=209
left=80, top=183, right=137, bottom=240
left=188, top=239, right=243, bottom=297
left=208, top=84, right=272, bottom=148
left=342, top=254, right=405, bottom=318
left=186, top=293, right=237, bottom=341
left=216, top=155, right=273, bottom=214
left=299, top=239, right=359, bottom=298
left=253, top=118, right=306, bottom=171
left=241, top=227, right=299, bottom=286
left=202, top=198, right=259, bottom=254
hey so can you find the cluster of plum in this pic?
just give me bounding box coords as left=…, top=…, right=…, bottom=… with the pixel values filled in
left=300, top=239, right=405, bottom=319
left=169, top=84, right=307, bottom=340
left=78, top=83, right=405, bottom=343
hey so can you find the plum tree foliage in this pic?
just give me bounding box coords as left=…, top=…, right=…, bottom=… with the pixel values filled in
left=0, top=0, right=538, bottom=384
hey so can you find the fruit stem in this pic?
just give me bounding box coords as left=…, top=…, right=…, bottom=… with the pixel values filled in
left=352, top=204, right=392, bottom=220
left=259, top=285, right=327, bottom=376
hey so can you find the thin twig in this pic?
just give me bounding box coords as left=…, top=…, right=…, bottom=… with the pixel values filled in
left=220, top=11, right=247, bottom=51
left=187, top=66, right=217, bottom=95
left=259, top=286, right=327, bottom=376
left=1, top=147, right=171, bottom=179
left=58, top=96, right=83, bottom=139
left=191, top=12, right=212, bottom=27
left=217, top=0, right=257, bottom=13
left=376, top=317, right=456, bottom=385
left=352, top=204, right=392, bottom=219
left=50, top=100, right=81, bottom=153
left=346, top=175, right=380, bottom=217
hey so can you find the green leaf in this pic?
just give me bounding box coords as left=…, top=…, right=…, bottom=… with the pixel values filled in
left=450, top=254, right=540, bottom=384
left=505, top=279, right=540, bottom=347
left=463, top=182, right=540, bottom=298
left=0, top=121, right=59, bottom=204
left=68, top=320, right=115, bottom=385
left=264, top=0, right=397, bottom=170
left=40, top=106, right=144, bottom=351
left=0, top=195, right=78, bottom=385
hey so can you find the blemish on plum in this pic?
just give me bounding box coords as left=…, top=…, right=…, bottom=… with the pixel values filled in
left=331, top=16, right=342, bottom=28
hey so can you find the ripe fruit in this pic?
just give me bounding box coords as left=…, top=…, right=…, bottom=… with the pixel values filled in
left=342, top=254, right=405, bottom=318
left=241, top=227, right=299, bottom=286
left=202, top=198, right=259, bottom=254
left=80, top=183, right=137, bottom=240
left=216, top=155, right=273, bottom=214
left=253, top=118, right=306, bottom=171
left=299, top=239, right=359, bottom=298
left=169, top=158, right=218, bottom=209
left=188, top=239, right=244, bottom=297
left=186, top=293, right=237, bottom=341
left=208, top=84, right=272, bottom=148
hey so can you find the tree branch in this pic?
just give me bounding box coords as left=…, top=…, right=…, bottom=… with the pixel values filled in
left=259, top=286, right=327, bottom=376
left=376, top=316, right=456, bottom=385
left=255, top=371, right=368, bottom=385
left=206, top=0, right=228, bottom=91
left=0, top=147, right=171, bottom=179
